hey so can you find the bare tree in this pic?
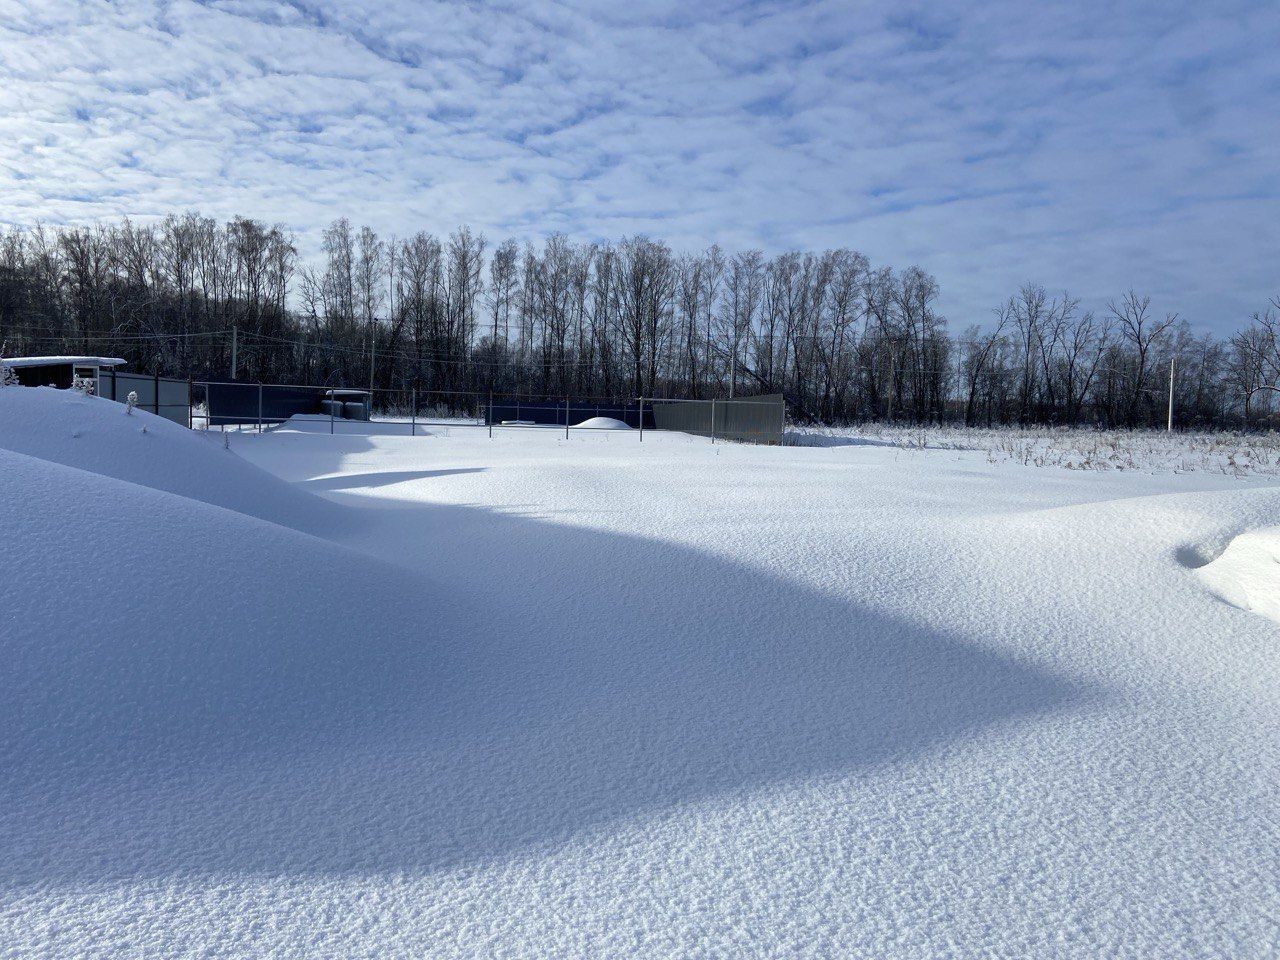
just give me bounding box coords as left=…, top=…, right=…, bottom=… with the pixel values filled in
left=614, top=236, right=674, bottom=397
left=1109, top=290, right=1177, bottom=424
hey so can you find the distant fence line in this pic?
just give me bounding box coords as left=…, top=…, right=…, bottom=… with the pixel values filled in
left=88, top=372, right=788, bottom=444
left=487, top=397, right=651, bottom=429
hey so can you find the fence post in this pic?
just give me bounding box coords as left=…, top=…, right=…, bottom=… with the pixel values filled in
left=257, top=382, right=263, bottom=433
left=488, top=391, right=493, bottom=439
left=187, top=376, right=193, bottom=429
left=638, top=398, right=644, bottom=443
left=329, top=390, right=334, bottom=435
left=411, top=388, right=416, bottom=438
left=711, top=398, right=717, bottom=444
left=565, top=395, right=570, bottom=440
left=153, top=372, right=160, bottom=417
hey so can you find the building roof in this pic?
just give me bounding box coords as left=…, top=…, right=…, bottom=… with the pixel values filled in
left=1, top=356, right=126, bottom=369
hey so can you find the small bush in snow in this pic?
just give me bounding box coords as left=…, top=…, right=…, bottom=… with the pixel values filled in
left=71, top=375, right=95, bottom=395
left=0, top=345, right=18, bottom=387
left=125, top=391, right=138, bottom=414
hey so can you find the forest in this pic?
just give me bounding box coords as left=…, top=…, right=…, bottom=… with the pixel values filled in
left=1, top=213, right=1278, bottom=428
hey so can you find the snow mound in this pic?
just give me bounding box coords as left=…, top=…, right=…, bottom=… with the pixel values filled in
left=0, top=387, right=340, bottom=533
left=573, top=416, right=631, bottom=429
left=1196, top=527, right=1280, bottom=623
left=0, top=443, right=447, bottom=771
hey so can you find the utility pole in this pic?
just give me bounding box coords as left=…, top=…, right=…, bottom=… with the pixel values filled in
left=230, top=325, right=237, bottom=380
left=729, top=338, right=737, bottom=399
left=887, top=354, right=895, bottom=421
left=1167, top=355, right=1175, bottom=433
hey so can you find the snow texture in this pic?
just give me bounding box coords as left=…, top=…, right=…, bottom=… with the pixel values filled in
left=2, top=391, right=1279, bottom=958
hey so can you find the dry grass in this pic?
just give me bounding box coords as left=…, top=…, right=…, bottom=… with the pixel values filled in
left=791, top=424, right=1280, bottom=476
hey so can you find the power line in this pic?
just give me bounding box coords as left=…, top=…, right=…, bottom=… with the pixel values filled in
left=4, top=320, right=1242, bottom=394
left=237, top=329, right=608, bottom=368
left=3, top=327, right=232, bottom=341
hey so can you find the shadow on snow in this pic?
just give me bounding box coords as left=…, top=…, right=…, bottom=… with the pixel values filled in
left=1, top=434, right=1089, bottom=886
left=300, top=467, right=486, bottom=491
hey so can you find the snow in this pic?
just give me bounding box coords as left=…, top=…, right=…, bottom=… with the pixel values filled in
left=573, top=416, right=632, bottom=429
left=3, top=392, right=1279, bottom=958
left=794, top=422, right=1280, bottom=476
left=1, top=355, right=126, bottom=368
left=1196, top=528, right=1280, bottom=623
left=0, top=388, right=341, bottom=533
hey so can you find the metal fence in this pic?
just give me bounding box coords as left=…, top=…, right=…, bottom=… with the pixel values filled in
left=99, top=369, right=192, bottom=426
left=487, top=396, right=651, bottom=429
left=185, top=380, right=787, bottom=443
left=190, top=385, right=639, bottom=438
left=191, top=383, right=487, bottom=435
left=647, top=394, right=786, bottom=444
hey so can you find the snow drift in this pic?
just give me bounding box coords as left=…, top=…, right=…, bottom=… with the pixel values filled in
left=3, top=386, right=1279, bottom=958
left=0, top=446, right=446, bottom=767
left=1197, top=527, right=1280, bottom=623
left=0, top=387, right=341, bottom=533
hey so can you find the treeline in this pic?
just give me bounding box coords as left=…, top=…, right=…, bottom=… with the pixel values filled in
left=1, top=213, right=1277, bottom=428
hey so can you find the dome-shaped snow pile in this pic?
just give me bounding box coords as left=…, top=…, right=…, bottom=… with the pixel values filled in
left=573, top=416, right=632, bottom=430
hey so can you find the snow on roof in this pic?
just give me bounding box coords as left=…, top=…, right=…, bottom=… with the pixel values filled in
left=1, top=356, right=126, bottom=369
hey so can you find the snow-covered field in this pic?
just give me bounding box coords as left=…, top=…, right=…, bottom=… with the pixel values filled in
left=794, top=422, right=1280, bottom=476
left=3, top=387, right=1279, bottom=958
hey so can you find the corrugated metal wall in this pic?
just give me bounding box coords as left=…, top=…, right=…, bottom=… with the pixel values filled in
left=649, top=394, right=785, bottom=444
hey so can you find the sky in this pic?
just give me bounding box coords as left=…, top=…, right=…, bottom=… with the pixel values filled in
left=1, top=0, right=1278, bottom=334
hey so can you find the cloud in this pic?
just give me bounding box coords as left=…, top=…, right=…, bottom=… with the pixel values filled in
left=1, top=0, right=1277, bottom=332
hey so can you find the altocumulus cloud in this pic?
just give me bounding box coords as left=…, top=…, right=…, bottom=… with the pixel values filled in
left=1, top=0, right=1278, bottom=331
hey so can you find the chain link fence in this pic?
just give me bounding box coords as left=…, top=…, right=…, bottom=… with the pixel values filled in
left=185, top=380, right=786, bottom=444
